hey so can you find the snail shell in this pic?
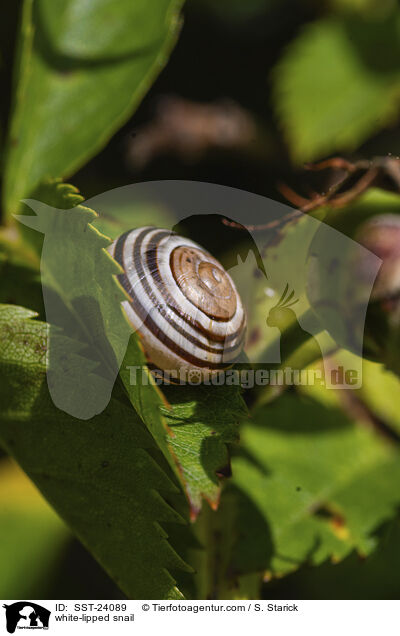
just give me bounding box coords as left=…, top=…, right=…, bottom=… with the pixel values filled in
left=108, top=226, right=246, bottom=378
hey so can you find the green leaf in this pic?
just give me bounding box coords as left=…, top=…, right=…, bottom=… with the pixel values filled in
left=264, top=514, right=400, bottom=600
left=272, top=15, right=400, bottom=162
left=3, top=0, right=183, bottom=218
left=0, top=304, right=191, bottom=598
left=38, top=0, right=180, bottom=60
left=357, top=360, right=400, bottom=435
left=161, top=384, right=246, bottom=518
left=219, top=393, right=400, bottom=582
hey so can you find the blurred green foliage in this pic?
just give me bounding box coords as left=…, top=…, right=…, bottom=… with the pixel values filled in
left=273, top=14, right=400, bottom=162
left=0, top=459, right=67, bottom=599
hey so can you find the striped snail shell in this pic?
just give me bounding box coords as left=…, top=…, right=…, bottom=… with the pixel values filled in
left=108, top=226, right=246, bottom=379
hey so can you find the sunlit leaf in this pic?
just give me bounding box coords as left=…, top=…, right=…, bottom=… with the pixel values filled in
left=218, top=394, right=400, bottom=582
left=161, top=383, right=245, bottom=518
left=3, top=0, right=183, bottom=218
left=273, top=15, right=400, bottom=162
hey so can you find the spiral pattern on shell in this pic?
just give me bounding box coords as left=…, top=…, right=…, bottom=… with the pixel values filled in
left=108, top=227, right=246, bottom=376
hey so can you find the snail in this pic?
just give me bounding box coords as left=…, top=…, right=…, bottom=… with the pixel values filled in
left=108, top=226, right=246, bottom=380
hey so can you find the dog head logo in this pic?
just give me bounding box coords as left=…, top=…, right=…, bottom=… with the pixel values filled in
left=3, top=602, right=50, bottom=634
